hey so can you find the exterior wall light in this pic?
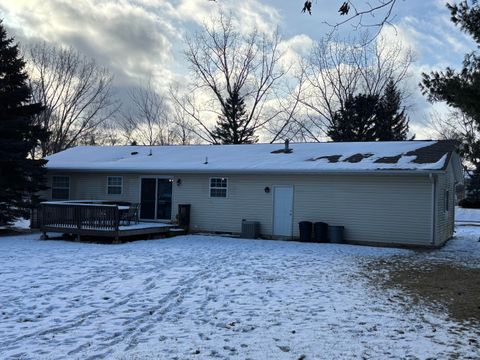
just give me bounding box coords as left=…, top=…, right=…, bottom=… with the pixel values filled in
left=264, top=186, right=270, bottom=193
left=176, top=179, right=182, bottom=186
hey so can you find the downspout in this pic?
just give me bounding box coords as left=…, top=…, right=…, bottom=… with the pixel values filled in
left=430, top=173, right=437, bottom=246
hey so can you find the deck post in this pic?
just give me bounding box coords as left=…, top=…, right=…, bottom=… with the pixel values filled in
left=40, top=204, right=45, bottom=229
left=75, top=206, right=81, bottom=230
left=114, top=207, right=120, bottom=243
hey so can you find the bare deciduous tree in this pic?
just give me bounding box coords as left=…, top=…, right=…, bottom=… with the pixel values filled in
left=322, top=0, right=398, bottom=39
left=293, top=32, right=413, bottom=140
left=122, top=82, right=198, bottom=146
left=169, top=85, right=216, bottom=144
left=209, top=1, right=398, bottom=43
left=169, top=95, right=199, bottom=145
left=430, top=111, right=467, bottom=141
left=122, top=83, right=170, bottom=146
left=177, top=13, right=286, bottom=143
left=430, top=110, right=479, bottom=171
left=89, top=119, right=122, bottom=146
left=27, top=42, right=117, bottom=156
left=264, top=69, right=317, bottom=142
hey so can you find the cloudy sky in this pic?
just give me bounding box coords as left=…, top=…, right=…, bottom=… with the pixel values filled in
left=0, top=0, right=476, bottom=139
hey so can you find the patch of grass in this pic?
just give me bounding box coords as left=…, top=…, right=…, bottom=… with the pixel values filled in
left=365, top=258, right=480, bottom=324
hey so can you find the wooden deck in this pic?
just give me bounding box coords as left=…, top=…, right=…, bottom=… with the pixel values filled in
left=40, top=202, right=174, bottom=243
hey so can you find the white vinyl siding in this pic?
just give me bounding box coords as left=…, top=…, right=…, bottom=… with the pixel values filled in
left=435, top=160, right=456, bottom=245
left=51, top=176, right=70, bottom=200
left=45, top=171, right=444, bottom=246
left=445, top=190, right=450, bottom=212
left=47, top=173, right=140, bottom=203
left=107, top=176, right=123, bottom=195
left=172, top=173, right=433, bottom=245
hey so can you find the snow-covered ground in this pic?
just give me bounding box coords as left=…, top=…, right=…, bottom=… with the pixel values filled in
left=0, top=218, right=30, bottom=231
left=456, top=206, right=480, bottom=224
left=0, top=230, right=479, bottom=359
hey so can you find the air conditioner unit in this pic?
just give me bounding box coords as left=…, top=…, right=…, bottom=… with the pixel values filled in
left=241, top=221, right=260, bottom=239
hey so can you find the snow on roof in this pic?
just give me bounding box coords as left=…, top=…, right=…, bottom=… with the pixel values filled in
left=44, top=140, right=457, bottom=174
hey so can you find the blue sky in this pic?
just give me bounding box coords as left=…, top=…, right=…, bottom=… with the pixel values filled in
left=0, top=0, right=475, bottom=139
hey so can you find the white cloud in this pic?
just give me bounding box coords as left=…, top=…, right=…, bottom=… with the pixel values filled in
left=0, top=0, right=475, bottom=142
left=277, top=34, right=314, bottom=71
left=175, top=0, right=282, bottom=34
left=1, top=0, right=181, bottom=87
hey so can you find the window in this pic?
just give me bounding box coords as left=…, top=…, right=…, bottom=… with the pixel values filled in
left=445, top=190, right=450, bottom=212
left=107, top=176, right=123, bottom=195
left=210, top=177, right=228, bottom=198
left=52, top=176, right=70, bottom=200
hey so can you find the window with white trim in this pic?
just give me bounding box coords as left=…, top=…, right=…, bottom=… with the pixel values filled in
left=445, top=190, right=450, bottom=212
left=210, top=177, right=228, bottom=198
left=107, top=176, right=123, bottom=195
left=52, top=176, right=70, bottom=200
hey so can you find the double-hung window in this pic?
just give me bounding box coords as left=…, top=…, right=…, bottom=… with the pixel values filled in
left=107, top=176, right=123, bottom=195
left=52, top=176, right=70, bottom=200
left=210, top=177, right=228, bottom=198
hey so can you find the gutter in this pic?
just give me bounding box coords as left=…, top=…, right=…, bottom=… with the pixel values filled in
left=44, top=168, right=448, bottom=176
left=430, top=173, right=437, bottom=246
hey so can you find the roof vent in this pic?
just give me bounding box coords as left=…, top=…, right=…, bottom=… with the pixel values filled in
left=271, top=139, right=293, bottom=154
left=148, top=149, right=152, bottom=156
left=204, top=156, right=208, bottom=164
left=131, top=151, right=138, bottom=155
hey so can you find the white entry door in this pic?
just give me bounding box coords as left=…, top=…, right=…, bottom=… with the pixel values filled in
left=273, top=186, right=294, bottom=237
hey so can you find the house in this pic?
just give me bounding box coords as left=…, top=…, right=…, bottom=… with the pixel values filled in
left=41, top=140, right=463, bottom=247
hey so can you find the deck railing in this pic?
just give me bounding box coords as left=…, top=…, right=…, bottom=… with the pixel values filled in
left=41, top=202, right=119, bottom=232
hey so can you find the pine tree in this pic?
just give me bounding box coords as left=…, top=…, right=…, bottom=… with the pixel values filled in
left=327, top=93, right=378, bottom=142
left=421, top=1, right=479, bottom=205
left=466, top=169, right=480, bottom=206
left=328, top=81, right=411, bottom=142
left=212, top=86, right=257, bottom=144
left=375, top=79, right=410, bottom=141
left=421, top=1, right=480, bottom=125
left=0, top=21, right=47, bottom=226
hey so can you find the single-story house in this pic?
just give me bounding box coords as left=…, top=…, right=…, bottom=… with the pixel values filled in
left=41, top=140, right=462, bottom=247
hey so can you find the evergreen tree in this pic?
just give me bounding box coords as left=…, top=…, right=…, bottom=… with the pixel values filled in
left=327, top=93, right=378, bottom=141
left=328, top=81, right=411, bottom=142
left=375, top=79, right=410, bottom=140
left=421, top=1, right=480, bottom=125
left=212, top=86, right=257, bottom=144
left=421, top=1, right=480, bottom=205
left=0, top=21, right=47, bottom=226
left=465, top=169, right=480, bottom=206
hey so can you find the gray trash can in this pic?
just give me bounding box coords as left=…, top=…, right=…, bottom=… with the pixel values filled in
left=328, top=226, right=344, bottom=243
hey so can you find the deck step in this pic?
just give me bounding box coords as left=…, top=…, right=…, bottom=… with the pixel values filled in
left=168, top=227, right=187, bottom=236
